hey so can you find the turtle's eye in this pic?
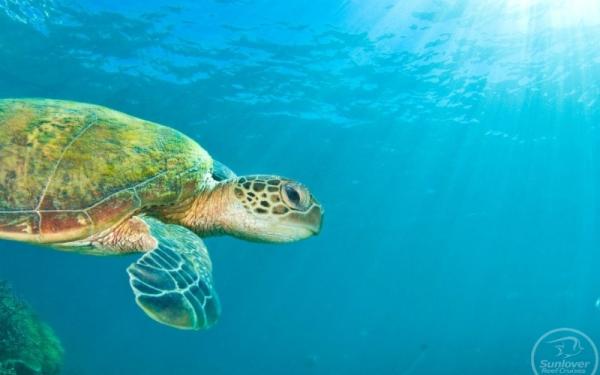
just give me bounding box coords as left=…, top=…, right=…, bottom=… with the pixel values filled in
left=282, top=183, right=310, bottom=211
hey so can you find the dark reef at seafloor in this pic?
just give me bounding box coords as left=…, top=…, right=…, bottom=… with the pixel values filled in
left=0, top=281, right=64, bottom=375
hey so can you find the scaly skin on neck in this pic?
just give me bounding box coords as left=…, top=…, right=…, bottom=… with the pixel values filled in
left=154, top=181, right=234, bottom=237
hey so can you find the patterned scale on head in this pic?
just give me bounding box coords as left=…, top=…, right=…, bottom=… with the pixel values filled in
left=235, top=176, right=314, bottom=217
left=221, top=175, right=322, bottom=243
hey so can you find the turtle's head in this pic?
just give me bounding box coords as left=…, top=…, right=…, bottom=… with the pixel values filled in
left=218, top=175, right=323, bottom=242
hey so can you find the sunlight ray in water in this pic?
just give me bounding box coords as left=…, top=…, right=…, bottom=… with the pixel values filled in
left=508, top=0, right=600, bottom=28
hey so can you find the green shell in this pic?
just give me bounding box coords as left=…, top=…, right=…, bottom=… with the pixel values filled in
left=0, top=99, right=212, bottom=244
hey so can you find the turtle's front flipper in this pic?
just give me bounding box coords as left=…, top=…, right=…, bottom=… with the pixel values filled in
left=127, top=217, right=220, bottom=330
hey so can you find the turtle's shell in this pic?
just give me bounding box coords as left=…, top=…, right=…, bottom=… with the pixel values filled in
left=0, top=99, right=212, bottom=244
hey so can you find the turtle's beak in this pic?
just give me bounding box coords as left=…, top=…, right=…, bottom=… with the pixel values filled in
left=277, top=202, right=323, bottom=241
left=305, top=204, right=323, bottom=235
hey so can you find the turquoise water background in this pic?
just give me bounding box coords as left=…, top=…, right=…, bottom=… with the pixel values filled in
left=2, top=0, right=600, bottom=374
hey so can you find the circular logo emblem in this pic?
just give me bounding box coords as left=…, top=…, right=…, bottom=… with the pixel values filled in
left=532, top=328, right=598, bottom=375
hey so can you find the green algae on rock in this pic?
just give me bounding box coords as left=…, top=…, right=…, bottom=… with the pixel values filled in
left=0, top=281, right=63, bottom=375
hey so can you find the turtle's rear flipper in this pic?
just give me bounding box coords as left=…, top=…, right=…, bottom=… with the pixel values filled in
left=127, top=217, right=220, bottom=330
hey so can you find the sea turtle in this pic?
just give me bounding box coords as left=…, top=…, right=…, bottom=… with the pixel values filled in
left=0, top=98, right=323, bottom=330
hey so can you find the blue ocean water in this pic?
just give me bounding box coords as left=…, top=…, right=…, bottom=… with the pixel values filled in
left=1, top=0, right=600, bottom=374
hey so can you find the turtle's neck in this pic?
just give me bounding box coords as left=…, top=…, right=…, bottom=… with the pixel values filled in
left=152, top=181, right=234, bottom=237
